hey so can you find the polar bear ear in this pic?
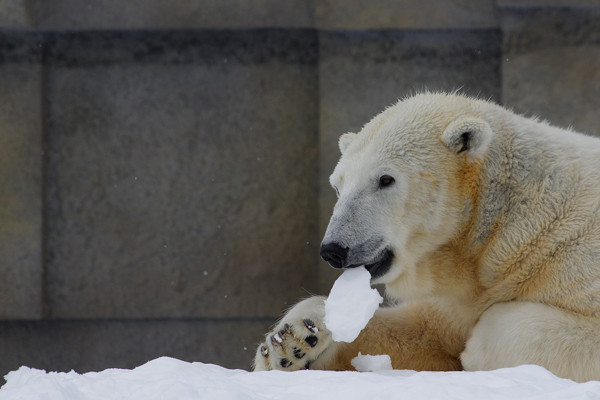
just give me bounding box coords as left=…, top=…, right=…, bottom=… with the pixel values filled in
left=338, top=132, right=357, bottom=154
left=441, top=117, right=493, bottom=161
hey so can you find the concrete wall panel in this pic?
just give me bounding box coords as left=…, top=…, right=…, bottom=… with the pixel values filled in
left=43, top=31, right=319, bottom=319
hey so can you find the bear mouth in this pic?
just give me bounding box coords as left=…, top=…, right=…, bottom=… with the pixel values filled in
left=364, top=249, right=394, bottom=279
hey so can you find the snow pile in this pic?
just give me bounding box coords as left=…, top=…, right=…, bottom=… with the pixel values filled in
left=324, top=266, right=384, bottom=342
left=2, top=357, right=600, bottom=400
left=351, top=352, right=393, bottom=372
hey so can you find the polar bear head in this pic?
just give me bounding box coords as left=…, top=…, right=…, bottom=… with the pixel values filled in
left=321, top=93, right=494, bottom=288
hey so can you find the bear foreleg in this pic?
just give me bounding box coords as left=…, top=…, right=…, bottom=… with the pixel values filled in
left=462, top=301, right=600, bottom=382
left=254, top=297, right=466, bottom=372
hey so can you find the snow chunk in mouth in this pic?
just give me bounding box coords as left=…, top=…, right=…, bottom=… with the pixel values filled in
left=324, top=266, right=384, bottom=342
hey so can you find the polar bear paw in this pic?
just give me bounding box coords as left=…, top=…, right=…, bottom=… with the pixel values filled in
left=253, top=296, right=334, bottom=371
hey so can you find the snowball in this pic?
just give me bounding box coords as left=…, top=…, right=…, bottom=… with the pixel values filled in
left=351, top=352, right=393, bottom=372
left=324, top=266, right=384, bottom=342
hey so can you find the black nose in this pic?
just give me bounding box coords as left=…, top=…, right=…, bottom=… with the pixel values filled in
left=320, top=242, right=349, bottom=269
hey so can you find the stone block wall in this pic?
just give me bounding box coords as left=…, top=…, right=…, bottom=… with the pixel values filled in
left=0, top=0, right=598, bottom=376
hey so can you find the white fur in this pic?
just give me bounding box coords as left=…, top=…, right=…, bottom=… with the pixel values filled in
left=462, top=302, right=600, bottom=382
left=441, top=116, right=493, bottom=161
left=339, top=132, right=358, bottom=154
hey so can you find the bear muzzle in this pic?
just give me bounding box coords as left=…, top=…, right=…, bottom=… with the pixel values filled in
left=320, top=242, right=349, bottom=269
left=320, top=242, right=394, bottom=279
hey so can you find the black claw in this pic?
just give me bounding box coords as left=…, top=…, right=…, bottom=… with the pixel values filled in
left=303, top=319, right=318, bottom=333
left=305, top=335, right=318, bottom=348
left=293, top=347, right=305, bottom=359
left=304, top=361, right=311, bottom=370
left=279, top=323, right=292, bottom=337
left=270, top=333, right=283, bottom=346
left=280, top=358, right=292, bottom=368
left=260, top=345, right=269, bottom=357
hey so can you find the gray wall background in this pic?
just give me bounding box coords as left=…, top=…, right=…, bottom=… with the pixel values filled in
left=0, top=0, right=599, bottom=375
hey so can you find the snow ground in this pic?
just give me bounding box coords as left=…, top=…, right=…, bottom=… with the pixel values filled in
left=1, top=356, right=600, bottom=400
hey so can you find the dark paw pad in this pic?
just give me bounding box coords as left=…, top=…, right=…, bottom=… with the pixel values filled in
left=293, top=347, right=305, bottom=359
left=280, top=358, right=292, bottom=368
left=305, top=335, right=318, bottom=348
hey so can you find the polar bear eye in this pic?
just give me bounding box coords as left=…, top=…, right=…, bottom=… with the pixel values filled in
left=378, top=175, right=395, bottom=189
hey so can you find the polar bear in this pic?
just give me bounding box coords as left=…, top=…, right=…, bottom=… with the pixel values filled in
left=253, top=92, right=600, bottom=382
